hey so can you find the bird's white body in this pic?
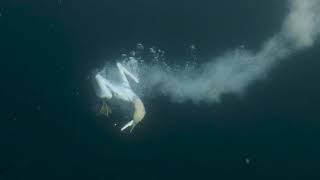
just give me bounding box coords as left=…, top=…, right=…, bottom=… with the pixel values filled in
left=94, top=62, right=145, bottom=132
left=95, top=73, right=137, bottom=102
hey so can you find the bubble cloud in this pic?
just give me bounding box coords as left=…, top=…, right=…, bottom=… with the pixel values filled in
left=100, top=0, right=320, bottom=104
left=133, top=0, right=320, bottom=103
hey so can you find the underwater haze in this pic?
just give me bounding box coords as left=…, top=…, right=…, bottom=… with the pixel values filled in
left=1, top=0, right=320, bottom=179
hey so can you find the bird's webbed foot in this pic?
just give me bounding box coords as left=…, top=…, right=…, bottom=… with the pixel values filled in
left=99, top=100, right=112, bottom=117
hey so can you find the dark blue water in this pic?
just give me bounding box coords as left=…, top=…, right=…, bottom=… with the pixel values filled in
left=1, top=0, right=320, bottom=179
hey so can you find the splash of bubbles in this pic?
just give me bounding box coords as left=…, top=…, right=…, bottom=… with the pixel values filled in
left=101, top=0, right=320, bottom=104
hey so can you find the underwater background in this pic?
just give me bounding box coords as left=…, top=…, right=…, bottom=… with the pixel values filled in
left=1, top=0, right=320, bottom=179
